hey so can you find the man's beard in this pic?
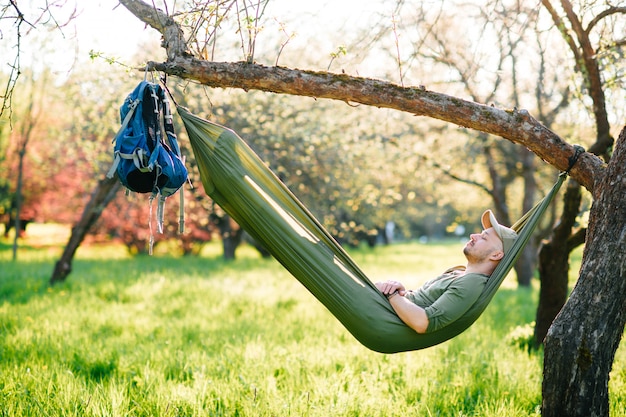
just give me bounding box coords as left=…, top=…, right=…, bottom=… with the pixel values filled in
left=463, top=245, right=486, bottom=264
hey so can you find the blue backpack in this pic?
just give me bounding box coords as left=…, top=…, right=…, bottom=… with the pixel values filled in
left=107, top=80, right=188, bottom=236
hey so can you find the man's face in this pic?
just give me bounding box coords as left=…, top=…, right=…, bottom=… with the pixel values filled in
left=463, top=228, right=504, bottom=263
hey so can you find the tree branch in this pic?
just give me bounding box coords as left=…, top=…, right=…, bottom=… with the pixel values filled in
left=119, top=0, right=191, bottom=60
left=417, top=155, right=492, bottom=195
left=585, top=6, right=626, bottom=34
left=120, top=0, right=604, bottom=192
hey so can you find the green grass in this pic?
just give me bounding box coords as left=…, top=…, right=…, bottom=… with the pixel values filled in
left=0, top=225, right=624, bottom=416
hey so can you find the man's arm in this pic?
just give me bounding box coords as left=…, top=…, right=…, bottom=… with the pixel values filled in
left=375, top=280, right=429, bottom=334
left=388, top=292, right=429, bottom=333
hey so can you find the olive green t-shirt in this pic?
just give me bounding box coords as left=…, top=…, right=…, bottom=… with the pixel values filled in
left=404, top=268, right=489, bottom=333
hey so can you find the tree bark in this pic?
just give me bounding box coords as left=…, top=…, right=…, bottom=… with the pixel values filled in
left=50, top=175, right=121, bottom=284
left=542, top=126, right=626, bottom=417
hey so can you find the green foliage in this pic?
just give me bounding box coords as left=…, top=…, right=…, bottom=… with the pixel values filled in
left=1, top=234, right=624, bottom=417
left=506, top=322, right=537, bottom=354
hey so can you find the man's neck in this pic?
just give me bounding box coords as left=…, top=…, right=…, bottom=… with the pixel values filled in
left=464, top=262, right=497, bottom=276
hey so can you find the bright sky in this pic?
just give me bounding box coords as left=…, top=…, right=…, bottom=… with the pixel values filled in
left=61, top=0, right=393, bottom=70
left=73, top=0, right=157, bottom=58
left=0, top=0, right=401, bottom=84
left=0, top=1, right=154, bottom=77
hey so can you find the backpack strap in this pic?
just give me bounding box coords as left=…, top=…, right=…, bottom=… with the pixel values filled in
left=158, top=84, right=187, bottom=234
left=179, top=182, right=185, bottom=233
left=160, top=86, right=183, bottom=157
left=114, top=98, right=140, bottom=144
left=113, top=148, right=154, bottom=172
left=145, top=84, right=164, bottom=176
left=106, top=97, right=141, bottom=179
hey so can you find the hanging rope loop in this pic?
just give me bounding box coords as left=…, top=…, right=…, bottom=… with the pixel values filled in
left=566, top=145, right=585, bottom=175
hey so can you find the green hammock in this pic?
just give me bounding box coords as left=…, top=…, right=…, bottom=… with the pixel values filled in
left=177, top=105, right=567, bottom=354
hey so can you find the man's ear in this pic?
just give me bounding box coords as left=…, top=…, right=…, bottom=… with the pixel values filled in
left=490, top=250, right=504, bottom=261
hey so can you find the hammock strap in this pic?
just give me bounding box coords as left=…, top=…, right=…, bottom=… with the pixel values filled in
left=484, top=144, right=584, bottom=302
left=566, top=145, right=585, bottom=174
left=485, top=171, right=567, bottom=297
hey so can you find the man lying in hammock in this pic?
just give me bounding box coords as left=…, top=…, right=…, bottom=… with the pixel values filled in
left=376, top=210, right=517, bottom=334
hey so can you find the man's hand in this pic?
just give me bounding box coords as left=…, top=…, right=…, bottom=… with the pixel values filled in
left=375, top=280, right=407, bottom=297
left=375, top=280, right=429, bottom=333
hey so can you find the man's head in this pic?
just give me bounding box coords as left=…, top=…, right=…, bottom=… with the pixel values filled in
left=463, top=210, right=518, bottom=274
left=481, top=210, right=518, bottom=256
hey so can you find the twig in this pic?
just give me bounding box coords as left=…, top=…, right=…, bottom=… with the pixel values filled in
left=391, top=13, right=404, bottom=87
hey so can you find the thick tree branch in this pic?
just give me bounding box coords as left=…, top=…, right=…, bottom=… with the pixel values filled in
left=152, top=58, right=602, bottom=191
left=121, top=0, right=604, bottom=192
left=119, top=0, right=191, bottom=60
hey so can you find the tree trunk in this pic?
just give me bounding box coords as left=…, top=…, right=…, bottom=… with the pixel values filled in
left=211, top=212, right=243, bottom=260
left=220, top=219, right=239, bottom=260
left=514, top=148, right=538, bottom=287
left=542, top=127, right=626, bottom=416
left=514, top=244, right=535, bottom=287
left=11, top=150, right=26, bottom=261
left=534, top=180, right=582, bottom=347
left=50, top=175, right=121, bottom=284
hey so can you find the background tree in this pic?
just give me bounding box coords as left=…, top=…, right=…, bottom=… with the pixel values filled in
left=0, top=99, right=10, bottom=229
left=2, top=70, right=49, bottom=259
left=386, top=0, right=603, bottom=292
left=534, top=0, right=624, bottom=353
left=0, top=0, right=75, bottom=118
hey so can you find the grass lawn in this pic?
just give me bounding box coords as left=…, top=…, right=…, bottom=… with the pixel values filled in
left=0, top=224, right=624, bottom=416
